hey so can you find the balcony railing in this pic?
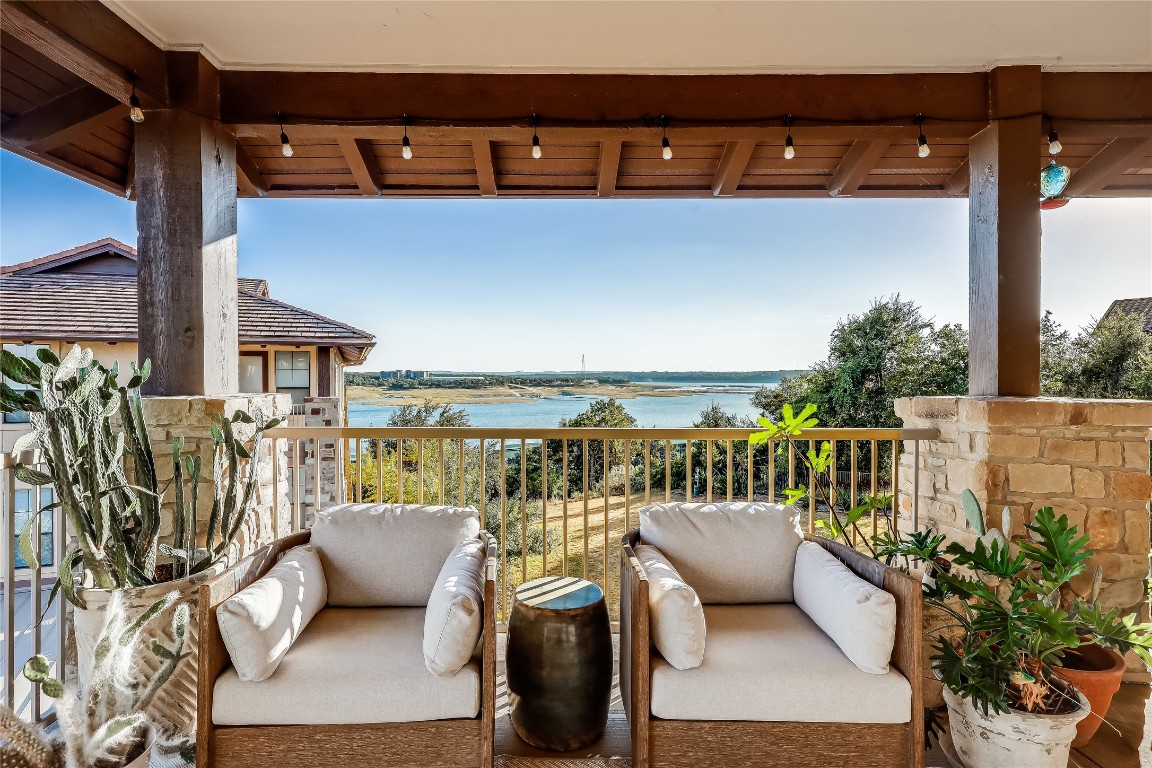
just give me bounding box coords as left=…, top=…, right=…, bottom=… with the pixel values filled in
left=1, top=449, right=64, bottom=725
left=1, top=425, right=937, bottom=724
left=267, top=426, right=939, bottom=622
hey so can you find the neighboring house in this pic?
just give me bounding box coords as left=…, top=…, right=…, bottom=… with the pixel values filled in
left=1102, top=297, right=1152, bottom=332
left=1, top=237, right=375, bottom=452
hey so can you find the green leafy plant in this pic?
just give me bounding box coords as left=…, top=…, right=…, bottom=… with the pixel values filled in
left=930, top=506, right=1152, bottom=717
left=21, top=590, right=192, bottom=767
left=750, top=403, right=892, bottom=554
left=0, top=346, right=281, bottom=606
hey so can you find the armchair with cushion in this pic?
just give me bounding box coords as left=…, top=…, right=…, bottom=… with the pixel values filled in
left=196, top=504, right=497, bottom=768
left=621, top=502, right=923, bottom=768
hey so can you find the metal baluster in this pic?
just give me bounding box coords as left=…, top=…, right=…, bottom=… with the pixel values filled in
left=417, top=438, right=424, bottom=504
left=541, top=438, right=548, bottom=576
left=562, top=439, right=569, bottom=577
left=582, top=439, right=589, bottom=580
left=397, top=438, right=404, bottom=504
left=520, top=439, right=527, bottom=583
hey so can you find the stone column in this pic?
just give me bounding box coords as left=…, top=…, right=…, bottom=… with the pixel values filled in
left=896, top=396, right=1152, bottom=681
left=303, top=396, right=345, bottom=521
left=141, top=393, right=293, bottom=557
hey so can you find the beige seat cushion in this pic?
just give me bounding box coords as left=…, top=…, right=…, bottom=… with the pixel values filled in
left=650, top=605, right=910, bottom=723
left=793, top=541, right=896, bottom=674
left=311, top=504, right=481, bottom=606
left=639, top=502, right=803, bottom=603
left=635, top=544, right=706, bottom=670
left=424, top=537, right=487, bottom=677
left=217, top=544, right=327, bottom=682
left=213, top=607, right=480, bottom=725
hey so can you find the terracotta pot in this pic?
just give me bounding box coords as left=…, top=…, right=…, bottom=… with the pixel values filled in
left=1054, top=644, right=1126, bottom=747
left=922, top=598, right=964, bottom=709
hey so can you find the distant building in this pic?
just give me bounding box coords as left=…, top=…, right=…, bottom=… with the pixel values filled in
left=1102, top=297, right=1152, bottom=332
left=1, top=238, right=376, bottom=450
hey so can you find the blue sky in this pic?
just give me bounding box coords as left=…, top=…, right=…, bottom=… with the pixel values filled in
left=2, top=150, right=1149, bottom=372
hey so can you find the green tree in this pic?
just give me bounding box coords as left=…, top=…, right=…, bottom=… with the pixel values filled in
left=751, top=296, right=968, bottom=429
left=1040, top=310, right=1075, bottom=396
left=387, top=400, right=470, bottom=428
left=558, top=398, right=637, bottom=493
left=1060, top=311, right=1152, bottom=399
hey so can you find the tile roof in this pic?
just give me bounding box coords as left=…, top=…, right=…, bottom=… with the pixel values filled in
left=1103, top=297, right=1152, bottom=332
left=0, top=238, right=137, bottom=275
left=0, top=273, right=375, bottom=349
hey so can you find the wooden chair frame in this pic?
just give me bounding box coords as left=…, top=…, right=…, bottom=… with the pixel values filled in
left=621, top=529, right=924, bottom=768
left=196, top=531, right=498, bottom=768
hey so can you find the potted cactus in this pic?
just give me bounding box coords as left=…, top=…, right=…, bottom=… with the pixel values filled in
left=929, top=504, right=1152, bottom=767
left=4, top=590, right=191, bottom=767
left=0, top=345, right=280, bottom=757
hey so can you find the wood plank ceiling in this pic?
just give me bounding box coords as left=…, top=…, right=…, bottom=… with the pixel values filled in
left=1, top=3, right=1150, bottom=201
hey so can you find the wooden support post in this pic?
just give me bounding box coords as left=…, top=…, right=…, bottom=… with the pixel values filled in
left=968, top=66, right=1042, bottom=397
left=135, top=52, right=239, bottom=396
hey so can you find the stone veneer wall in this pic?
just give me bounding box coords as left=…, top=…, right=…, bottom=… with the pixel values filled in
left=896, top=396, right=1151, bottom=680
left=303, top=396, right=344, bottom=520
left=139, top=393, right=292, bottom=558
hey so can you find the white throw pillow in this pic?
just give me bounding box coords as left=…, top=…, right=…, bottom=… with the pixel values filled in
left=217, top=544, right=327, bottom=682
left=793, top=541, right=896, bottom=675
left=423, top=537, right=487, bottom=677
left=639, top=502, right=803, bottom=603
left=635, top=544, right=706, bottom=670
left=311, top=504, right=481, bottom=607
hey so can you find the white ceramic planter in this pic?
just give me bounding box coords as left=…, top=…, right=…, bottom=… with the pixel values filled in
left=943, top=684, right=1089, bottom=768
left=73, top=564, right=224, bottom=740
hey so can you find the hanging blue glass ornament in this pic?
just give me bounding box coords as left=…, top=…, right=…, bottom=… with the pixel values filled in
left=1040, top=158, right=1070, bottom=200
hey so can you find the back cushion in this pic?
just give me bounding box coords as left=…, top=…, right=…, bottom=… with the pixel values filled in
left=312, top=504, right=481, bottom=606
left=639, top=502, right=803, bottom=603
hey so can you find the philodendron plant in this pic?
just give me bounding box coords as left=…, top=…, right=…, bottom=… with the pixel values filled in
left=930, top=503, right=1152, bottom=717
left=0, top=346, right=281, bottom=606
left=14, top=590, right=192, bottom=768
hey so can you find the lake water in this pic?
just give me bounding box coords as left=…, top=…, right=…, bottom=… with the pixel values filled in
left=348, top=382, right=773, bottom=428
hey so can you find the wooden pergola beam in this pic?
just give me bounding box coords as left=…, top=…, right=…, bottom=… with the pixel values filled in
left=0, top=1, right=164, bottom=106
left=0, top=84, right=123, bottom=151
left=597, top=139, right=622, bottom=197
left=1062, top=136, right=1152, bottom=197
left=336, top=136, right=381, bottom=196
left=472, top=139, right=498, bottom=197
left=711, top=140, right=757, bottom=197
left=235, top=142, right=268, bottom=197
left=944, top=159, right=970, bottom=196
left=828, top=139, right=889, bottom=197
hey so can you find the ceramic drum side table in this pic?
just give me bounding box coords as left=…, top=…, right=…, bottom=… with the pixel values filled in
left=506, top=576, right=613, bottom=751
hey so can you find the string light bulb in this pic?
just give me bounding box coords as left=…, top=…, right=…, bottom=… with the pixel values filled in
left=128, top=86, right=144, bottom=123
left=401, top=117, right=413, bottom=160
left=278, top=115, right=293, bottom=158
left=1047, top=128, right=1062, bottom=155
left=661, top=117, right=672, bottom=160
left=783, top=116, right=795, bottom=160
left=916, top=115, right=931, bottom=159
left=531, top=116, right=542, bottom=160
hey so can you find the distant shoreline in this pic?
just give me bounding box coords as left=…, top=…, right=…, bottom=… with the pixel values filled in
left=346, top=381, right=771, bottom=406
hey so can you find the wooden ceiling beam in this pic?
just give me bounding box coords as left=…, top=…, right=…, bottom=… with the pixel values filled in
left=0, top=1, right=164, bottom=106
left=0, top=84, right=123, bottom=151
left=1062, top=136, right=1152, bottom=197
left=472, top=139, right=497, bottom=197
left=235, top=141, right=268, bottom=197
left=597, top=139, right=622, bottom=197
left=336, top=136, right=381, bottom=196
left=221, top=71, right=993, bottom=127
left=711, top=140, right=757, bottom=197
left=827, top=139, right=889, bottom=197
left=944, top=158, right=970, bottom=196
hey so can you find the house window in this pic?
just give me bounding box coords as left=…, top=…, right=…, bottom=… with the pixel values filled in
left=275, top=351, right=311, bottom=404
left=13, top=487, right=54, bottom=569
left=2, top=344, right=49, bottom=424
